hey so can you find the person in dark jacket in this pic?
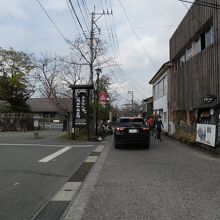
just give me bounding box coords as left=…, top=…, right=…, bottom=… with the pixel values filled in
left=155, top=116, right=163, bottom=141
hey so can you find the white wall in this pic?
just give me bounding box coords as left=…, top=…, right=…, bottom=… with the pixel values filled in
left=154, top=95, right=168, bottom=132
left=153, top=71, right=168, bottom=132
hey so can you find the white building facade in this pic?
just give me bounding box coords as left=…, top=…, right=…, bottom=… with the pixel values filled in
left=149, top=62, right=171, bottom=133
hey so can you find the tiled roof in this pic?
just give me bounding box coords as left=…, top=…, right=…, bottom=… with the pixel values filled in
left=27, top=98, right=72, bottom=112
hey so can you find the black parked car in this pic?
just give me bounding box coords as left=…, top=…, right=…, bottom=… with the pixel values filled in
left=114, top=117, right=150, bottom=149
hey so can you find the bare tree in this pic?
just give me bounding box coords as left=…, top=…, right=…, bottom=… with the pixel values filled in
left=62, top=37, right=114, bottom=84
left=34, top=54, right=60, bottom=99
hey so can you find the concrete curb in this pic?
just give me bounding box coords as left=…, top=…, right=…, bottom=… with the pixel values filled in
left=62, top=137, right=111, bottom=220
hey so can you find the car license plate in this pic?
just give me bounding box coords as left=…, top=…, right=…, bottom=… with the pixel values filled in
left=129, top=129, right=138, bottom=133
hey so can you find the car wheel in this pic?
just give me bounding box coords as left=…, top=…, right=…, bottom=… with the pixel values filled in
left=144, top=143, right=150, bottom=149
left=114, top=142, right=120, bottom=149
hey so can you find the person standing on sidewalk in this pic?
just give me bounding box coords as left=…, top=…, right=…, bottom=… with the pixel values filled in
left=155, top=116, right=163, bottom=141
left=147, top=116, right=154, bottom=136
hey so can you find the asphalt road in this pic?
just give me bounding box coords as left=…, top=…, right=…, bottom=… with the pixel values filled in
left=79, top=135, right=220, bottom=220
left=0, top=130, right=95, bottom=220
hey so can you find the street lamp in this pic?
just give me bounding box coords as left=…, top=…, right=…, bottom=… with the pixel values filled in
left=95, top=68, right=102, bottom=135
left=128, top=91, right=134, bottom=117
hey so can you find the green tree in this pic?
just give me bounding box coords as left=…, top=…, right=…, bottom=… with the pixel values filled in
left=0, top=48, right=35, bottom=112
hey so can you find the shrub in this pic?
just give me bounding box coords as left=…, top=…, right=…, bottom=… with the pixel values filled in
left=175, top=129, right=196, bottom=145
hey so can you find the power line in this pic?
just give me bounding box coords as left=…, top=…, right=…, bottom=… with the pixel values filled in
left=136, top=25, right=178, bottom=29
left=36, top=0, right=69, bottom=43
left=66, top=0, right=83, bottom=38
left=81, top=0, right=90, bottom=17
left=180, top=1, right=190, bottom=9
left=1, top=34, right=74, bottom=48
left=178, top=0, right=220, bottom=9
left=68, top=0, right=87, bottom=39
left=118, top=0, right=157, bottom=70
left=97, top=3, right=128, bottom=90
left=197, top=0, right=220, bottom=8
left=99, top=0, right=118, bottom=62
left=75, top=0, right=90, bottom=33
left=37, top=0, right=87, bottom=59
left=108, top=87, right=130, bottom=102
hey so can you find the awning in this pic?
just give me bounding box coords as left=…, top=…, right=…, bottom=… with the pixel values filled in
left=195, top=101, right=220, bottom=110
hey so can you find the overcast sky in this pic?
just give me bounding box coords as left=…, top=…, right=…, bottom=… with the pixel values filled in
left=0, top=0, right=190, bottom=105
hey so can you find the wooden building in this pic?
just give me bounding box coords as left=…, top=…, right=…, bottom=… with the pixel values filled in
left=170, top=0, right=220, bottom=125
left=26, top=98, right=72, bottom=118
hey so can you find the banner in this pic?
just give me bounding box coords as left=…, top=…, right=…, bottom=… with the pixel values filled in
left=99, top=91, right=108, bottom=104
left=196, top=124, right=216, bottom=147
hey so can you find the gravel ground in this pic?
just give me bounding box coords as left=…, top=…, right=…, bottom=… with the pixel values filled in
left=81, top=135, right=220, bottom=220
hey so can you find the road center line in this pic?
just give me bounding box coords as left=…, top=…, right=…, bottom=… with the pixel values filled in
left=38, top=146, right=72, bottom=163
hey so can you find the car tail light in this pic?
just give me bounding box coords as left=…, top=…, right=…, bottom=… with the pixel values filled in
left=116, top=127, right=125, bottom=133
left=142, top=127, right=149, bottom=132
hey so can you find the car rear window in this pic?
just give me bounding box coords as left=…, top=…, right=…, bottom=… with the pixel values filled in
left=119, top=118, right=145, bottom=127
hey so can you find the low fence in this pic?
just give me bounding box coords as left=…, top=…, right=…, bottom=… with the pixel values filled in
left=0, top=113, right=33, bottom=131
left=0, top=113, right=68, bottom=132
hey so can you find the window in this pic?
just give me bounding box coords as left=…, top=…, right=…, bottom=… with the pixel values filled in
left=179, top=53, right=186, bottom=66
left=153, top=86, right=156, bottom=99
left=205, top=26, right=214, bottom=47
left=154, top=84, right=159, bottom=100
left=158, top=80, right=163, bottom=98
left=186, top=45, right=193, bottom=61
left=195, top=37, right=201, bottom=55
left=175, top=25, right=214, bottom=66
left=164, top=112, right=167, bottom=121
left=154, top=76, right=167, bottom=100
left=163, top=76, right=167, bottom=95
left=159, top=109, right=163, bottom=118
left=201, top=32, right=206, bottom=51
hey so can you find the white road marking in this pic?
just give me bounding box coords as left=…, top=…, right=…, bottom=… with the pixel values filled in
left=0, top=143, right=94, bottom=148
left=94, top=145, right=105, bottom=153
left=84, top=156, right=98, bottom=163
left=61, top=182, right=81, bottom=191
left=13, top=182, right=20, bottom=186
left=51, top=190, right=76, bottom=201
left=38, top=146, right=72, bottom=163
left=52, top=182, right=82, bottom=201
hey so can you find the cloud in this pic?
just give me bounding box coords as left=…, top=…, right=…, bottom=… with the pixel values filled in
left=105, top=0, right=188, bottom=103
left=118, top=33, right=159, bottom=70
left=0, top=0, right=189, bottom=105
left=42, top=0, right=68, bottom=12
left=0, top=0, right=29, bottom=20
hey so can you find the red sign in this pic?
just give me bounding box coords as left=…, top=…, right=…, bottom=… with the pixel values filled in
left=99, top=91, right=108, bottom=104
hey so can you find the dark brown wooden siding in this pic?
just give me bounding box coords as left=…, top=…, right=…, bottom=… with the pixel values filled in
left=170, top=0, right=220, bottom=111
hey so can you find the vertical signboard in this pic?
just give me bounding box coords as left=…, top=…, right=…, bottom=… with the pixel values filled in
left=69, top=84, right=93, bottom=140
left=75, top=89, right=87, bottom=127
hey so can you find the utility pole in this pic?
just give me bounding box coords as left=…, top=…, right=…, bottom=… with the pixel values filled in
left=95, top=68, right=101, bottom=135
left=128, top=91, right=134, bottom=117
left=89, top=7, right=112, bottom=85
left=89, top=10, right=95, bottom=84
left=88, top=7, right=112, bottom=136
